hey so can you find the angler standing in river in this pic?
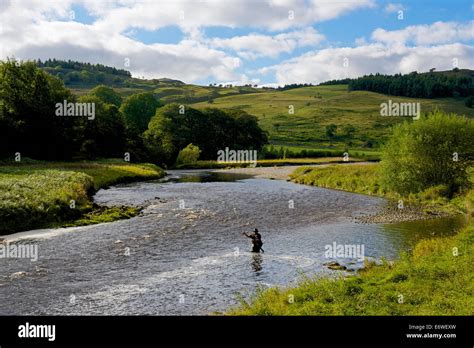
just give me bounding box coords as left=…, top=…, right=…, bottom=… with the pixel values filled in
left=243, top=228, right=264, bottom=253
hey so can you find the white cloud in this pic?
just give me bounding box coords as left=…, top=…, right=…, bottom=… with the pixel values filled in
left=210, top=27, right=324, bottom=59
left=0, top=0, right=373, bottom=82
left=372, top=21, right=474, bottom=45
left=90, top=0, right=375, bottom=33
left=261, top=43, right=474, bottom=85
left=0, top=0, right=242, bottom=82
left=258, top=20, right=472, bottom=86
left=384, top=3, right=405, bottom=13
left=1, top=1, right=472, bottom=86
left=260, top=20, right=473, bottom=86
left=355, top=36, right=367, bottom=46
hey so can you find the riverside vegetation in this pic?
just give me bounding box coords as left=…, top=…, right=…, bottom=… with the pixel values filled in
left=290, top=111, right=474, bottom=217
left=0, top=160, right=165, bottom=234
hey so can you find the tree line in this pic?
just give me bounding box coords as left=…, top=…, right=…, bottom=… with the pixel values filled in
left=276, top=83, right=314, bottom=91
left=348, top=70, right=473, bottom=98
left=36, top=59, right=131, bottom=77
left=0, top=59, right=267, bottom=165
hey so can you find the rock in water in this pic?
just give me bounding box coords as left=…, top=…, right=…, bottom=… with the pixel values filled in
left=324, top=261, right=347, bottom=271
left=10, top=271, right=27, bottom=279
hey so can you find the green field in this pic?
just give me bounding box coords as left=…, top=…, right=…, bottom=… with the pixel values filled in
left=69, top=78, right=474, bottom=154
left=71, top=82, right=262, bottom=101
left=0, top=160, right=165, bottom=234
left=192, top=85, right=474, bottom=149
left=153, top=84, right=261, bottom=104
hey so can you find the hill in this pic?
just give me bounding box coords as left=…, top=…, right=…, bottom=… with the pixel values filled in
left=36, top=59, right=263, bottom=102
left=191, top=84, right=474, bottom=150
left=37, top=59, right=474, bottom=152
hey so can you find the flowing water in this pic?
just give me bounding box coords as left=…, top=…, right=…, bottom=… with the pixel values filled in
left=0, top=170, right=466, bottom=315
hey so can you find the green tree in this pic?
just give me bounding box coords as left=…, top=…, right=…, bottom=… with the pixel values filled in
left=175, top=143, right=201, bottom=165
left=0, top=59, right=78, bottom=160
left=120, top=92, right=162, bottom=134
left=144, top=103, right=207, bottom=163
left=144, top=104, right=268, bottom=164
left=78, top=95, right=126, bottom=159
left=380, top=110, right=474, bottom=196
left=89, top=85, right=122, bottom=107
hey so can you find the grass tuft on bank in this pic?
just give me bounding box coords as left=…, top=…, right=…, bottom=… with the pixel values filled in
left=0, top=160, right=165, bottom=234
left=230, top=221, right=474, bottom=315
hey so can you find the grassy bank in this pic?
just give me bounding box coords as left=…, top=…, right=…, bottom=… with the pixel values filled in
left=230, top=221, right=473, bottom=315
left=0, top=160, right=165, bottom=234
left=176, top=157, right=365, bottom=169
left=290, top=164, right=474, bottom=215
left=262, top=144, right=381, bottom=161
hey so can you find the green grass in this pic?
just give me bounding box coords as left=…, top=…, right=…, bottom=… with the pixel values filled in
left=192, top=85, right=474, bottom=150
left=153, top=84, right=262, bottom=104
left=290, top=164, right=474, bottom=215
left=0, top=160, right=165, bottom=234
left=61, top=206, right=141, bottom=228
left=291, top=163, right=385, bottom=195
left=229, top=221, right=474, bottom=315
left=263, top=144, right=381, bottom=161
left=71, top=83, right=262, bottom=104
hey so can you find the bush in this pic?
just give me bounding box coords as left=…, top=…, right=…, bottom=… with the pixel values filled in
left=380, top=110, right=474, bottom=196
left=175, top=144, right=201, bottom=165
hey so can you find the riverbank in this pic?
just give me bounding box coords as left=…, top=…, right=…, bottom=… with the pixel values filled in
left=213, top=162, right=473, bottom=221
left=0, top=160, right=165, bottom=234
left=289, top=164, right=474, bottom=223
left=176, top=157, right=365, bottom=170
left=230, top=220, right=473, bottom=315
left=211, top=160, right=370, bottom=180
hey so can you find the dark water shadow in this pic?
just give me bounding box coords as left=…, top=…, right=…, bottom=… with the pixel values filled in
left=159, top=171, right=253, bottom=184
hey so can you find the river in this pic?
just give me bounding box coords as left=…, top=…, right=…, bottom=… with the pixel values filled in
left=0, top=170, right=466, bottom=315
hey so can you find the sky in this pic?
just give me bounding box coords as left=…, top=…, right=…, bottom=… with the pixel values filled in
left=0, top=0, right=473, bottom=86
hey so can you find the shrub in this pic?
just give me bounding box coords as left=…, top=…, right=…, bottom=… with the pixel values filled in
left=380, top=110, right=474, bottom=196
left=175, top=144, right=201, bottom=165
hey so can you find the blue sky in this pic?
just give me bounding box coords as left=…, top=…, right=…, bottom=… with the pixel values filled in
left=1, top=0, right=473, bottom=86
